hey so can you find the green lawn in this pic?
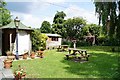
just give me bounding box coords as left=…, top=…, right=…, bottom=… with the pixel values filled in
left=12, top=46, right=119, bottom=78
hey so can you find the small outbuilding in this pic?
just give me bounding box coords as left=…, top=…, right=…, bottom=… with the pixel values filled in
left=0, top=20, right=33, bottom=56
left=45, top=33, right=62, bottom=49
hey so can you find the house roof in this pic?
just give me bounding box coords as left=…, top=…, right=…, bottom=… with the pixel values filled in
left=45, top=33, right=61, bottom=37
left=0, top=20, right=33, bottom=30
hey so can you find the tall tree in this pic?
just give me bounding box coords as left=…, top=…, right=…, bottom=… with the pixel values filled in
left=52, top=11, right=66, bottom=37
left=94, top=1, right=120, bottom=42
left=81, top=24, right=101, bottom=37
left=0, top=0, right=11, bottom=26
left=64, top=17, right=86, bottom=40
left=40, top=21, right=51, bottom=33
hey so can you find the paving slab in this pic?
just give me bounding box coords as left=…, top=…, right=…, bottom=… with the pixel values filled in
left=1, top=69, right=14, bottom=78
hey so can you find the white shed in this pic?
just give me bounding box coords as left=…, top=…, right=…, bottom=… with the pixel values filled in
left=45, top=33, right=62, bottom=49
left=0, top=21, right=33, bottom=55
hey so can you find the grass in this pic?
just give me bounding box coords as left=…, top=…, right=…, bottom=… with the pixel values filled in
left=11, top=46, right=120, bottom=78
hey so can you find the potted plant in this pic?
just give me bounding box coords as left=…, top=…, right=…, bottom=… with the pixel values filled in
left=14, top=65, right=26, bottom=80
left=39, top=47, right=45, bottom=51
left=37, top=47, right=45, bottom=58
left=30, top=51, right=35, bottom=59
left=23, top=52, right=28, bottom=59
left=3, top=59, right=13, bottom=69
left=6, top=51, right=15, bottom=60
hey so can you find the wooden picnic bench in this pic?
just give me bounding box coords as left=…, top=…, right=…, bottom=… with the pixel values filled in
left=66, top=48, right=90, bottom=61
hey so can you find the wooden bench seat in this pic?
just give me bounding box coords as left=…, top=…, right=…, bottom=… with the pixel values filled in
left=66, top=54, right=77, bottom=60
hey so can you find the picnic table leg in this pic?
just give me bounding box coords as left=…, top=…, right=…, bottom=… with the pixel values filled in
left=85, top=51, right=89, bottom=61
left=86, top=57, right=88, bottom=61
left=69, top=50, right=71, bottom=54
left=78, top=57, right=81, bottom=60
left=66, top=55, right=69, bottom=60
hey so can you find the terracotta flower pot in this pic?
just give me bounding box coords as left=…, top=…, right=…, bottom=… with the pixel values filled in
left=4, top=59, right=13, bottom=69
left=7, top=55, right=15, bottom=60
left=23, top=53, right=27, bottom=59
left=30, top=52, right=35, bottom=59
left=14, top=75, right=22, bottom=80
left=37, top=50, right=44, bottom=58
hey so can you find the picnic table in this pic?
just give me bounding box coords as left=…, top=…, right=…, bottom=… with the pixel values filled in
left=66, top=48, right=90, bottom=61
left=57, top=45, right=69, bottom=51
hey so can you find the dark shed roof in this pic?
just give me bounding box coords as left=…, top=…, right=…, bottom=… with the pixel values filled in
left=0, top=20, right=33, bottom=30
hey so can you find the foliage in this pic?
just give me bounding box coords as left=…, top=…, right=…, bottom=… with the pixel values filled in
left=14, top=65, right=26, bottom=76
left=0, top=0, right=11, bottom=26
left=62, top=40, right=73, bottom=47
left=53, top=11, right=66, bottom=24
left=64, top=17, right=86, bottom=40
left=97, top=36, right=107, bottom=46
left=52, top=11, right=66, bottom=38
left=97, top=36, right=120, bottom=46
left=76, top=40, right=91, bottom=47
left=81, top=24, right=101, bottom=37
left=31, top=30, right=48, bottom=51
left=94, top=1, right=120, bottom=44
left=31, top=30, right=41, bottom=51
left=39, top=33, right=48, bottom=50
left=6, top=50, right=13, bottom=56
left=40, top=21, right=51, bottom=33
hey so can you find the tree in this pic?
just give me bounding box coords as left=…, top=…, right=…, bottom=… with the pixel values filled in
left=52, top=11, right=66, bottom=38
left=0, top=0, right=11, bottom=26
left=81, top=24, right=101, bottom=37
left=40, top=21, right=51, bottom=33
left=64, top=17, right=86, bottom=40
left=94, top=1, right=120, bottom=42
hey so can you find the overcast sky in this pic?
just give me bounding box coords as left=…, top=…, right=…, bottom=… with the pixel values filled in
left=5, top=0, right=99, bottom=28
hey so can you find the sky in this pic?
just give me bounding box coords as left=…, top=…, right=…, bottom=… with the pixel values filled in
left=5, top=0, right=99, bottom=28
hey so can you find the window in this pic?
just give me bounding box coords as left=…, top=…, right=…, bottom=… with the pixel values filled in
left=52, top=37, right=58, bottom=41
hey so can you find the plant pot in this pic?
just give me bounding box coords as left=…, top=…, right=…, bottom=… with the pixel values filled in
left=7, top=55, right=15, bottom=60
left=23, top=54, right=27, bottom=59
left=4, top=59, right=13, bottom=69
left=37, top=50, right=44, bottom=58
left=30, top=52, right=35, bottom=59
left=14, top=75, right=22, bottom=80
left=30, top=54, right=35, bottom=59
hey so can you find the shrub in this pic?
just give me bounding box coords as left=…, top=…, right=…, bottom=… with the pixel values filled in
left=31, top=30, right=48, bottom=51
left=97, top=36, right=107, bottom=46
left=31, top=30, right=41, bottom=51
left=62, top=41, right=73, bottom=47
left=97, top=36, right=120, bottom=46
left=76, top=40, right=90, bottom=47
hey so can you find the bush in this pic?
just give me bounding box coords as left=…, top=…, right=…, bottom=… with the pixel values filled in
left=31, top=30, right=48, bottom=51
left=97, top=36, right=107, bottom=46
left=97, top=36, right=120, bottom=46
left=62, top=40, right=91, bottom=47
left=76, top=40, right=91, bottom=47
left=31, top=30, right=41, bottom=51
left=62, top=41, right=73, bottom=48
